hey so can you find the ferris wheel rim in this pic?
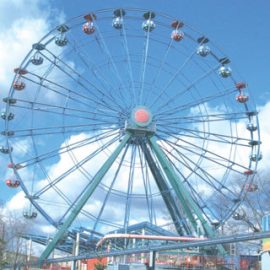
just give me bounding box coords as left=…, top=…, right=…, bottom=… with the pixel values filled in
left=2, top=7, right=261, bottom=235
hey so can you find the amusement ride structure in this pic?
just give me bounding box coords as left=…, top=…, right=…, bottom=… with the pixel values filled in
left=1, top=7, right=262, bottom=266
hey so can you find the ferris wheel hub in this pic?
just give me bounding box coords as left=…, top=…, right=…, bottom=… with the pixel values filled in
left=125, top=106, right=155, bottom=135
left=131, top=106, right=153, bottom=128
left=133, top=107, right=152, bottom=126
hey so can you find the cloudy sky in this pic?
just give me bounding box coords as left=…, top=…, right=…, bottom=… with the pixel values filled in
left=0, top=0, right=270, bottom=238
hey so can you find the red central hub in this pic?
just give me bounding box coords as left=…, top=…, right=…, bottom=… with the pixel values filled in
left=134, top=108, right=150, bottom=123
left=132, top=106, right=152, bottom=128
left=126, top=106, right=154, bottom=133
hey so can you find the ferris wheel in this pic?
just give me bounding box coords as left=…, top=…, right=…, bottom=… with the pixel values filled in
left=1, top=8, right=261, bottom=256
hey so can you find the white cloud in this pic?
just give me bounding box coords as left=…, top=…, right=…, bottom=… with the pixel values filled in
left=0, top=0, right=65, bottom=97
left=39, top=224, right=56, bottom=235
left=4, top=190, right=27, bottom=212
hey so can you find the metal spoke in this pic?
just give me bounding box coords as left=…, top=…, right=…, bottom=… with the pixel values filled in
left=139, top=29, right=151, bottom=104
left=155, top=86, right=236, bottom=118
left=157, top=134, right=250, bottom=173
left=66, top=34, right=127, bottom=111
left=39, top=49, right=124, bottom=112
left=149, top=41, right=200, bottom=109
left=9, top=101, right=121, bottom=127
left=94, top=22, right=129, bottom=108
left=158, top=127, right=250, bottom=148
left=18, top=130, right=119, bottom=168
left=22, top=72, right=121, bottom=114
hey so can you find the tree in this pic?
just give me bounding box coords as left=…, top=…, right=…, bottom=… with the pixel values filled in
left=0, top=207, right=30, bottom=270
left=0, top=213, right=7, bottom=268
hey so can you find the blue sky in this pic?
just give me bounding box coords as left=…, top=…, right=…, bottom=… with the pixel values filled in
left=0, top=0, right=270, bottom=236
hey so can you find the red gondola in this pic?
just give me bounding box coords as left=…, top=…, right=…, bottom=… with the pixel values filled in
left=14, top=68, right=28, bottom=75
left=82, top=21, right=95, bottom=34
left=7, top=163, right=22, bottom=170
left=6, top=179, right=20, bottom=188
left=235, top=82, right=246, bottom=90
left=171, top=30, right=184, bottom=41
left=13, top=80, right=25, bottom=91
left=236, top=94, right=249, bottom=103
left=244, top=170, right=254, bottom=175
left=244, top=184, right=258, bottom=192
left=82, top=13, right=96, bottom=34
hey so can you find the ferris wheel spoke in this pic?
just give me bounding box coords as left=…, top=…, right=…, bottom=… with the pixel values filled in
left=39, top=194, right=115, bottom=228
left=91, top=58, right=130, bottom=111
left=29, top=134, right=75, bottom=213
left=149, top=45, right=199, bottom=109
left=34, top=133, right=120, bottom=198
left=158, top=134, right=250, bottom=173
left=161, top=139, right=237, bottom=197
left=158, top=116, right=247, bottom=126
left=7, top=127, right=116, bottom=139
left=185, top=185, right=221, bottom=223
left=144, top=40, right=174, bottom=105
left=121, top=20, right=137, bottom=106
left=155, top=87, right=236, bottom=118
left=94, top=23, right=130, bottom=108
left=90, top=66, right=130, bottom=112
left=22, top=72, right=121, bottom=114
left=154, top=63, right=222, bottom=114
left=167, top=136, right=248, bottom=173
left=39, top=194, right=121, bottom=229
left=160, top=125, right=247, bottom=143
left=158, top=127, right=250, bottom=148
left=9, top=123, right=118, bottom=138
left=18, top=129, right=119, bottom=168
left=164, top=145, right=224, bottom=195
left=40, top=49, right=125, bottom=111
left=151, top=40, right=173, bottom=86
left=10, top=98, right=120, bottom=121
left=65, top=37, right=128, bottom=111
left=158, top=111, right=250, bottom=123
left=139, top=30, right=151, bottom=105
left=37, top=160, right=75, bottom=211
left=162, top=145, right=237, bottom=223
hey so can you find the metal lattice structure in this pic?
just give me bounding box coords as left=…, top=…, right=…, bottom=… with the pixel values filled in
left=1, top=8, right=261, bottom=262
